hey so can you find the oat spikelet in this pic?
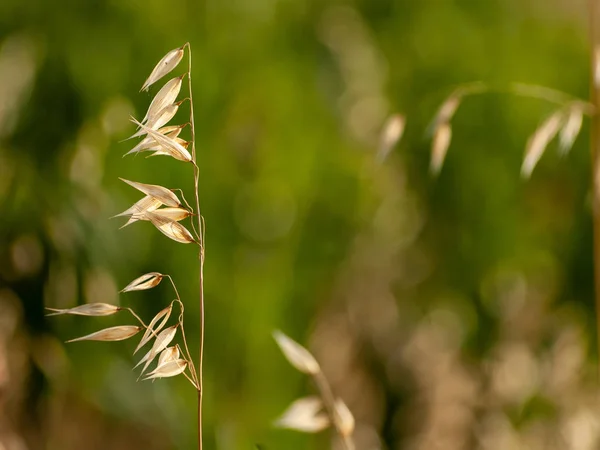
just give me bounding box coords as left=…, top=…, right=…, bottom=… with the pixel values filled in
left=559, top=104, right=583, bottom=155
left=119, top=178, right=181, bottom=208
left=131, top=118, right=192, bottom=162
left=377, top=114, right=405, bottom=163
left=45, top=303, right=121, bottom=317
left=143, top=359, right=187, bottom=380
left=273, top=330, right=320, bottom=375
left=333, top=399, right=355, bottom=438
left=275, top=396, right=330, bottom=433
left=430, top=122, right=452, bottom=174
left=143, top=75, right=184, bottom=124
left=67, top=325, right=142, bottom=343
left=151, top=207, right=191, bottom=222
left=137, top=325, right=178, bottom=374
left=521, top=110, right=564, bottom=178
left=145, top=211, right=196, bottom=244
left=134, top=305, right=172, bottom=354
left=124, top=125, right=185, bottom=157
left=141, top=46, right=185, bottom=92
left=121, top=272, right=163, bottom=293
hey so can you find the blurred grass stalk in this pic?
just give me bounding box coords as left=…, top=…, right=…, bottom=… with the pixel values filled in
left=589, top=0, right=600, bottom=368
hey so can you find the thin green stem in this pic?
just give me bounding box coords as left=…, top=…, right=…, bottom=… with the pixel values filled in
left=185, top=41, right=205, bottom=450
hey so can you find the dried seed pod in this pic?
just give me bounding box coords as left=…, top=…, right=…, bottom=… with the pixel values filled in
left=157, top=346, right=180, bottom=368
left=143, top=359, right=187, bottom=380
left=129, top=104, right=180, bottom=139
left=134, top=305, right=173, bottom=355
left=131, top=119, right=192, bottom=162
left=430, top=122, right=452, bottom=175
left=151, top=207, right=191, bottom=222
left=124, top=126, right=184, bottom=157
left=141, top=46, right=185, bottom=92
left=522, top=110, right=564, bottom=178
left=377, top=114, right=405, bottom=163
left=45, top=303, right=121, bottom=317
left=67, top=325, right=141, bottom=343
left=559, top=104, right=583, bottom=155
left=273, top=330, right=320, bottom=375
left=119, top=178, right=181, bottom=207
left=145, top=211, right=196, bottom=244
left=137, top=325, right=178, bottom=374
left=275, top=396, right=330, bottom=433
left=121, top=272, right=163, bottom=293
left=114, top=195, right=163, bottom=218
left=143, top=75, right=184, bottom=124
left=333, top=399, right=355, bottom=437
left=432, top=91, right=462, bottom=129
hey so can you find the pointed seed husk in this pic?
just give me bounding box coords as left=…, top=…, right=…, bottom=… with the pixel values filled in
left=430, top=123, right=452, bottom=175
left=143, top=359, right=187, bottom=380
left=273, top=330, right=320, bottom=375
left=139, top=325, right=178, bottom=374
left=151, top=207, right=191, bottom=222
left=141, top=46, right=185, bottom=92
left=67, top=325, right=141, bottom=343
left=521, top=110, right=564, bottom=178
left=157, top=346, right=180, bottom=368
left=275, top=396, right=330, bottom=433
left=143, top=76, right=184, bottom=124
left=121, top=272, right=163, bottom=293
left=130, top=119, right=192, bottom=162
left=145, top=211, right=195, bottom=244
left=377, top=114, right=405, bottom=163
left=559, top=105, right=583, bottom=155
left=333, top=399, right=355, bottom=437
left=134, top=305, right=172, bottom=354
left=119, top=178, right=181, bottom=207
left=45, top=303, right=121, bottom=317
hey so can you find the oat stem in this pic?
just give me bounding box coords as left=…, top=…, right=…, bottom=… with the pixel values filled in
left=589, top=0, right=600, bottom=369
left=312, top=370, right=355, bottom=450
left=184, top=41, right=205, bottom=450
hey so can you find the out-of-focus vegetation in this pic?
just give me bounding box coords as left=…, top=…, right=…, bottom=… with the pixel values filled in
left=0, top=0, right=597, bottom=449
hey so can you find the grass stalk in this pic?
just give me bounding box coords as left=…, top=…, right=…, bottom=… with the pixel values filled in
left=589, top=0, right=600, bottom=368
left=184, top=41, right=205, bottom=450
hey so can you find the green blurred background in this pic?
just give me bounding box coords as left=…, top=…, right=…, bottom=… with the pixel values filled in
left=0, top=0, right=597, bottom=449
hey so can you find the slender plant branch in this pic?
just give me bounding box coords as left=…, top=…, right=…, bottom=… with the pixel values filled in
left=123, top=307, right=148, bottom=328
left=184, top=41, right=205, bottom=450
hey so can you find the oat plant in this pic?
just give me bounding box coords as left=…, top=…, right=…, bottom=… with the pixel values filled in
left=46, top=44, right=207, bottom=449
